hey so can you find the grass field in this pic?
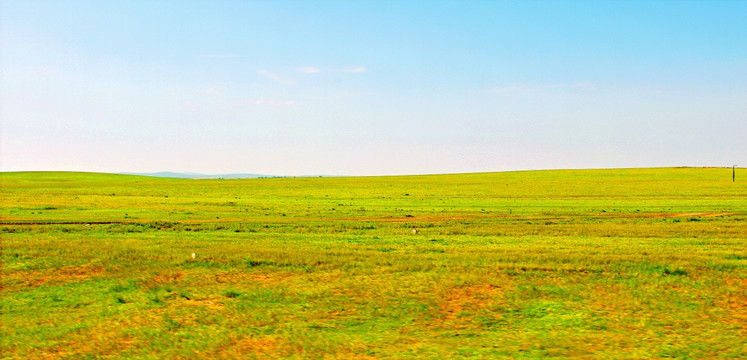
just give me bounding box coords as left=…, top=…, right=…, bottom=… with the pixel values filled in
left=1, top=167, right=745, bottom=358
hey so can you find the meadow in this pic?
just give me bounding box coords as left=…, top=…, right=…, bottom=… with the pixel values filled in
left=1, top=167, right=745, bottom=359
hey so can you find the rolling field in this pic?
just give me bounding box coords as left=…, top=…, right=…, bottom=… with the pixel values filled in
left=1, top=168, right=746, bottom=358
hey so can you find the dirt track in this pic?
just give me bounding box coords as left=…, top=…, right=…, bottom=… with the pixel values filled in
left=0, top=212, right=737, bottom=226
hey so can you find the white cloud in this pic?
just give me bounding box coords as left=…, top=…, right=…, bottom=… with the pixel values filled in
left=571, top=82, right=596, bottom=90
left=177, top=101, right=201, bottom=112
left=491, top=84, right=532, bottom=93
left=340, top=66, right=366, bottom=73
left=205, top=86, right=225, bottom=94
left=30, top=66, right=56, bottom=76
left=257, top=69, right=296, bottom=85
left=297, top=66, right=321, bottom=73
left=293, top=91, right=371, bottom=100
left=252, top=99, right=296, bottom=107
left=227, top=98, right=297, bottom=108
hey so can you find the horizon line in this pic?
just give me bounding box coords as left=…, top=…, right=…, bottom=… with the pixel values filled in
left=0, top=166, right=742, bottom=180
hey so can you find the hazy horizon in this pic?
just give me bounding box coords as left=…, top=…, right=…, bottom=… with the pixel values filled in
left=0, top=166, right=742, bottom=180
left=2, top=1, right=745, bottom=176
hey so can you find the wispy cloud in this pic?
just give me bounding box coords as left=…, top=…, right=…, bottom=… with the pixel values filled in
left=177, top=101, right=201, bottom=112
left=292, top=91, right=372, bottom=101
left=294, top=65, right=366, bottom=74
left=340, top=66, right=366, bottom=73
left=257, top=69, right=296, bottom=85
left=570, top=82, right=596, bottom=90
left=30, top=66, right=56, bottom=76
left=227, top=98, right=297, bottom=108
left=205, top=86, right=225, bottom=95
left=297, top=66, right=322, bottom=73
left=252, top=99, right=296, bottom=107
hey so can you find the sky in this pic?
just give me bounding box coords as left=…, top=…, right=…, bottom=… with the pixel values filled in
left=1, top=0, right=745, bottom=176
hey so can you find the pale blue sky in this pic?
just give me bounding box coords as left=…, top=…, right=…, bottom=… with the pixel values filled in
left=2, top=0, right=745, bottom=175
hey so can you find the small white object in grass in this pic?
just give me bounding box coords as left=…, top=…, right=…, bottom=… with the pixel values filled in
left=192, top=253, right=196, bottom=259
left=412, top=228, right=417, bottom=234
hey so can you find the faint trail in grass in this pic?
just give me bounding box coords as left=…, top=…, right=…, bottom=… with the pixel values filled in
left=0, top=212, right=738, bottom=226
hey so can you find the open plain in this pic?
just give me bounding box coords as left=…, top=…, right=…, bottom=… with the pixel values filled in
left=1, top=167, right=745, bottom=358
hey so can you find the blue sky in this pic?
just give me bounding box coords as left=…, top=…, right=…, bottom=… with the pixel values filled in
left=2, top=1, right=745, bottom=175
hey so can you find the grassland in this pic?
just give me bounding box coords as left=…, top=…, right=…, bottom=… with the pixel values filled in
left=1, top=167, right=745, bottom=359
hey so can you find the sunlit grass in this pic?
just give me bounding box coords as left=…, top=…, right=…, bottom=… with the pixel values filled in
left=1, top=168, right=745, bottom=358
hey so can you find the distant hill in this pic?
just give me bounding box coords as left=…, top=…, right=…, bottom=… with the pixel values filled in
left=120, top=172, right=267, bottom=179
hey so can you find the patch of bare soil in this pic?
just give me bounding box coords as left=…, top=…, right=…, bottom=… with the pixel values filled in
left=431, top=283, right=509, bottom=330
left=720, top=278, right=747, bottom=335
left=208, top=336, right=293, bottom=358
left=646, top=212, right=734, bottom=218
left=6, top=265, right=105, bottom=289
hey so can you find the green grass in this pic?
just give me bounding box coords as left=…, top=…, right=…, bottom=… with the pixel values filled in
left=1, top=168, right=746, bottom=358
